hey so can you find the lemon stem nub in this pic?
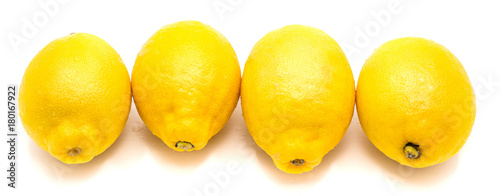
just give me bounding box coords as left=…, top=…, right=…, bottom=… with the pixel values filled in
left=68, top=148, right=81, bottom=156
left=291, top=159, right=305, bottom=166
left=404, top=143, right=421, bottom=159
left=176, top=141, right=194, bottom=151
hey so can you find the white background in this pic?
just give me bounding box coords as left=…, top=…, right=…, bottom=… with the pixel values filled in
left=1, top=0, right=500, bottom=195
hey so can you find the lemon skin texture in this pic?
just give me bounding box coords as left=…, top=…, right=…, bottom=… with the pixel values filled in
left=356, top=37, right=476, bottom=168
left=241, top=25, right=355, bottom=174
left=132, top=21, right=241, bottom=152
left=19, top=33, right=132, bottom=164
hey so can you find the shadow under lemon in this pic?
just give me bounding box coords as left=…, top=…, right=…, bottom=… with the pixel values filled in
left=28, top=104, right=148, bottom=182
left=133, top=101, right=241, bottom=172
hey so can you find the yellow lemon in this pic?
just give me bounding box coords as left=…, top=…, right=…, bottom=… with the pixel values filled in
left=356, top=37, right=476, bottom=168
left=132, top=21, right=240, bottom=152
left=19, top=33, right=132, bottom=164
left=241, top=25, right=355, bottom=174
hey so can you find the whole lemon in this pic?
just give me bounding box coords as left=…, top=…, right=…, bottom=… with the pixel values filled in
left=241, top=25, right=355, bottom=174
left=132, top=21, right=240, bottom=152
left=356, top=37, right=476, bottom=168
left=19, top=33, right=132, bottom=164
